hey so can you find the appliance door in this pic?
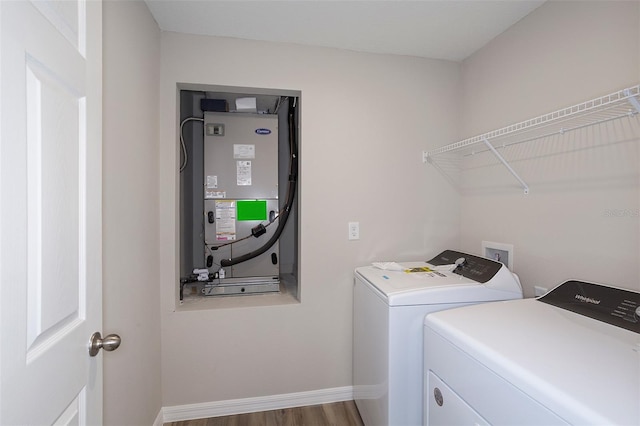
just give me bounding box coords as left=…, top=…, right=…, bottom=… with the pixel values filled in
left=203, top=113, right=279, bottom=279
left=427, top=372, right=489, bottom=426
left=424, top=326, right=568, bottom=425
left=204, top=198, right=279, bottom=278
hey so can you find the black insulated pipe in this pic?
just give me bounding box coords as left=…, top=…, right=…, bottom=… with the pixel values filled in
left=220, top=97, right=298, bottom=267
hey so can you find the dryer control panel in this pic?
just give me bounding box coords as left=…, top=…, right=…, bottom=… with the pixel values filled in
left=539, top=280, right=640, bottom=334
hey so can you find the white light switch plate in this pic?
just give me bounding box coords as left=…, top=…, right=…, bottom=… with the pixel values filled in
left=348, top=222, right=359, bottom=240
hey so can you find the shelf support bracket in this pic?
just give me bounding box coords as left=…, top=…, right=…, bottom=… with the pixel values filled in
left=481, top=137, right=529, bottom=194
left=624, top=89, right=640, bottom=114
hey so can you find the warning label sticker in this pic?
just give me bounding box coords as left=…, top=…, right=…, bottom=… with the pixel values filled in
left=237, top=161, right=252, bottom=186
left=215, top=200, right=236, bottom=241
left=233, top=144, right=255, bottom=159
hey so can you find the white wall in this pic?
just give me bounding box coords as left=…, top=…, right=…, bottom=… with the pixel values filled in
left=103, top=1, right=162, bottom=424
left=159, top=34, right=461, bottom=405
left=459, top=1, right=640, bottom=296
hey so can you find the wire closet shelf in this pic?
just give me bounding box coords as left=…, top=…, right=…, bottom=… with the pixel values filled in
left=423, top=84, right=640, bottom=194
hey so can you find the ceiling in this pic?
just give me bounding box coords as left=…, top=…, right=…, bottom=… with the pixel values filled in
left=145, top=0, right=545, bottom=62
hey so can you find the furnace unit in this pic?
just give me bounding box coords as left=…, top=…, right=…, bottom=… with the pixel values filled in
left=202, top=112, right=280, bottom=295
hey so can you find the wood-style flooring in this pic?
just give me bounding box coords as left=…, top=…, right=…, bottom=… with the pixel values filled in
left=165, top=400, right=364, bottom=426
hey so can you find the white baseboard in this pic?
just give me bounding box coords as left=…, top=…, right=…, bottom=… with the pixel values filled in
left=161, top=386, right=354, bottom=423
left=152, top=409, right=164, bottom=426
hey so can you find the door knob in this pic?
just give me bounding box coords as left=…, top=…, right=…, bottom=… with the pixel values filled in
left=89, top=332, right=121, bottom=357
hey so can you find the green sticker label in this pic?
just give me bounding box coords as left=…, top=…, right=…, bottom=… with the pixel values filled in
left=236, top=200, right=267, bottom=221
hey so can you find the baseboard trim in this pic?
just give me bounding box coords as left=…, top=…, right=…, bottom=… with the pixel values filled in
left=162, top=386, right=354, bottom=423
left=152, top=409, right=164, bottom=426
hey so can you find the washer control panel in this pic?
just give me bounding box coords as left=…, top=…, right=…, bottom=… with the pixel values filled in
left=427, top=250, right=502, bottom=284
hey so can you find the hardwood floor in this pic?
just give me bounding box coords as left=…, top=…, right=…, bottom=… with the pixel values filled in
left=165, top=400, right=364, bottom=426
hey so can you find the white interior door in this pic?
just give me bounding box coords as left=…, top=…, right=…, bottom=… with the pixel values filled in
left=0, top=0, right=103, bottom=424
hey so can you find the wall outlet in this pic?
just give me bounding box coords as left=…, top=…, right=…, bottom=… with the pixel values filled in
left=534, top=286, right=548, bottom=297
left=348, top=222, right=360, bottom=240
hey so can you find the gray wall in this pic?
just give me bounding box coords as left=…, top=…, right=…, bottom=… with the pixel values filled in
left=159, top=33, right=461, bottom=405
left=103, top=1, right=162, bottom=424
left=102, top=0, right=639, bottom=418
left=459, top=1, right=640, bottom=296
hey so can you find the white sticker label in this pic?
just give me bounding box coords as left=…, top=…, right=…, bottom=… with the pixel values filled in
left=215, top=200, right=236, bottom=241
left=237, top=160, right=252, bottom=186
left=205, top=190, right=226, bottom=199
left=234, top=144, right=255, bottom=159
left=206, top=175, right=218, bottom=189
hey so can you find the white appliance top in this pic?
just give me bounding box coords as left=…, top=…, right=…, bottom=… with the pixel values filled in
left=355, top=250, right=523, bottom=306
left=425, top=280, right=640, bottom=425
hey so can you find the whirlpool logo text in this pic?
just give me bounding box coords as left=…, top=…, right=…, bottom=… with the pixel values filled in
left=575, top=294, right=601, bottom=305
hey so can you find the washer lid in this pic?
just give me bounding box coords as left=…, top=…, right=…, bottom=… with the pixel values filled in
left=355, top=260, right=522, bottom=306
left=425, top=283, right=640, bottom=425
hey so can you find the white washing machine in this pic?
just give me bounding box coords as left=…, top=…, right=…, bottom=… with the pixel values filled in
left=423, top=280, right=640, bottom=425
left=353, top=250, right=523, bottom=426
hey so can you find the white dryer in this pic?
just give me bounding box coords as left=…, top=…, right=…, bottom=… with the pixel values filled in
left=353, top=250, right=523, bottom=426
left=423, top=280, right=640, bottom=425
